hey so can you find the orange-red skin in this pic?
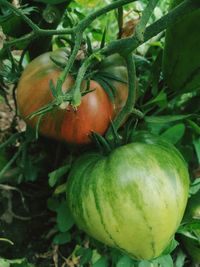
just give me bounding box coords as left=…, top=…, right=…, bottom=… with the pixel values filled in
left=17, top=51, right=116, bottom=144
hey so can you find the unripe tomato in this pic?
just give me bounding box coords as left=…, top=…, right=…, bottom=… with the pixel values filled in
left=67, top=132, right=189, bottom=260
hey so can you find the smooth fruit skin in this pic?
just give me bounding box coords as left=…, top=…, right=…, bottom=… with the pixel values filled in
left=17, top=50, right=121, bottom=144
left=162, top=0, right=200, bottom=93
left=67, top=133, right=189, bottom=260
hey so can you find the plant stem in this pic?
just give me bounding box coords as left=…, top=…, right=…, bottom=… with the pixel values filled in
left=106, top=54, right=136, bottom=137
left=77, top=0, right=136, bottom=32
left=0, top=0, right=40, bottom=32
left=135, top=0, right=160, bottom=42
left=56, top=33, right=83, bottom=96
left=101, top=0, right=200, bottom=56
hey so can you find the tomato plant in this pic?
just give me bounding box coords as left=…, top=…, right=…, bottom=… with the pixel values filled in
left=180, top=190, right=200, bottom=263
left=67, top=132, right=189, bottom=260
left=16, top=50, right=128, bottom=144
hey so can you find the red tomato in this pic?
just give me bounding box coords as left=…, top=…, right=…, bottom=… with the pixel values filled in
left=17, top=50, right=128, bottom=144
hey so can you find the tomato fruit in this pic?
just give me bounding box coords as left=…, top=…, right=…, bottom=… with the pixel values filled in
left=17, top=50, right=128, bottom=144
left=67, top=132, right=189, bottom=260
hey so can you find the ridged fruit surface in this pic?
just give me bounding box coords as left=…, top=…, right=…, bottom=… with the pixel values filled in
left=17, top=50, right=128, bottom=144
left=67, top=133, right=189, bottom=260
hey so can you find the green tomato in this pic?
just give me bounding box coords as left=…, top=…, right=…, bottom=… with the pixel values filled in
left=67, top=132, right=189, bottom=260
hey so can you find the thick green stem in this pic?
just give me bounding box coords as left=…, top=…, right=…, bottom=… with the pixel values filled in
left=77, top=0, right=136, bottom=32
left=71, top=53, right=104, bottom=107
left=135, top=0, right=160, bottom=42
left=106, top=54, right=136, bottom=138
left=56, top=33, right=83, bottom=96
left=101, top=0, right=200, bottom=56
left=0, top=0, right=40, bottom=32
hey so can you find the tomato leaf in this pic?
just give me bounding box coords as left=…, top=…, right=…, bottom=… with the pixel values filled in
left=145, top=114, right=196, bottom=124
left=48, top=164, right=70, bottom=187
left=33, top=0, right=66, bottom=4
left=189, top=178, right=200, bottom=196
left=56, top=201, right=74, bottom=232
left=94, top=77, right=115, bottom=102
left=97, top=71, right=127, bottom=84
left=76, top=248, right=93, bottom=265
left=116, top=255, right=133, bottom=267
left=86, top=35, right=93, bottom=55
left=92, top=256, right=108, bottom=267
left=187, top=120, right=200, bottom=135
left=138, top=261, right=151, bottom=267
left=153, top=255, right=173, bottom=267
left=193, top=138, right=200, bottom=164
left=175, top=250, right=186, bottom=267
left=161, top=123, right=185, bottom=144
left=53, top=231, right=71, bottom=245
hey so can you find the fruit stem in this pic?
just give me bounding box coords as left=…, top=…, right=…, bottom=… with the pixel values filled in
left=106, top=53, right=137, bottom=138
left=71, top=53, right=105, bottom=107
left=134, top=0, right=160, bottom=43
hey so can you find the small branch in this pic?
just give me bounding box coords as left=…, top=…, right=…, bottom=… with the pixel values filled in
left=4, top=32, right=35, bottom=48
left=135, top=0, right=160, bottom=42
left=56, top=33, right=83, bottom=97
left=106, top=53, right=136, bottom=137
left=0, top=148, right=22, bottom=181
left=71, top=53, right=104, bottom=107
left=0, top=0, right=40, bottom=32
left=77, top=0, right=137, bottom=32
left=143, top=0, right=200, bottom=44
left=101, top=0, right=200, bottom=56
left=117, top=7, right=124, bottom=39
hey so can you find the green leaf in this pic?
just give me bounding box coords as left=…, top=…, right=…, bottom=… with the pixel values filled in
left=175, top=250, right=186, bottom=267
left=116, top=255, right=133, bottom=267
left=92, top=256, right=108, bottom=267
left=47, top=197, right=60, bottom=212
left=53, top=231, right=71, bottom=245
left=0, top=258, right=34, bottom=267
left=0, top=259, right=10, bottom=267
left=76, top=248, right=93, bottom=265
left=189, top=178, right=200, bottom=196
left=33, top=0, right=66, bottom=3
left=48, top=165, right=70, bottom=187
left=94, top=77, right=115, bottom=102
left=100, top=27, right=107, bottom=49
left=145, top=114, right=194, bottom=124
left=144, top=90, right=167, bottom=108
left=138, top=261, right=151, bottom=267
left=162, top=237, right=179, bottom=255
left=187, top=120, right=200, bottom=135
left=153, top=255, right=173, bottom=267
left=56, top=201, right=74, bottom=232
left=161, top=123, right=185, bottom=144
left=86, top=35, right=93, bottom=55
left=193, top=138, right=200, bottom=164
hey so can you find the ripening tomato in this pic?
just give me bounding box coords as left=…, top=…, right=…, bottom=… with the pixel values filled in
left=17, top=49, right=128, bottom=144
left=67, top=132, right=189, bottom=260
